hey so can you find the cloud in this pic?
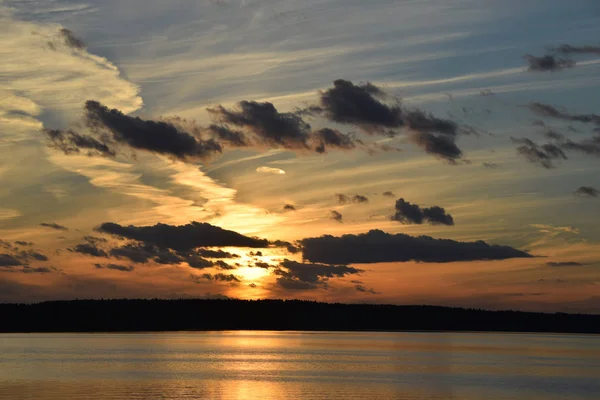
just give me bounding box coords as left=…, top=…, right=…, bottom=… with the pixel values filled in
left=43, top=129, right=116, bottom=158
left=256, top=166, right=286, bottom=175
left=83, top=100, right=223, bottom=161
left=0, top=254, right=22, bottom=267
left=409, top=131, right=463, bottom=162
left=205, top=124, right=250, bottom=147
left=70, top=243, right=108, bottom=258
left=309, top=79, right=402, bottom=133
left=300, top=229, right=532, bottom=264
left=382, top=191, right=395, bottom=197
left=0, top=14, right=141, bottom=141
left=59, top=28, right=85, bottom=50
left=274, top=259, right=362, bottom=290
left=334, top=193, right=369, bottom=204
left=523, top=54, right=575, bottom=71
left=95, top=263, right=135, bottom=272
left=208, top=100, right=311, bottom=149
left=391, top=198, right=454, bottom=226
left=352, top=195, right=369, bottom=204
left=573, top=186, right=599, bottom=198
left=511, top=137, right=567, bottom=168
left=334, top=193, right=350, bottom=204
left=404, top=110, right=458, bottom=137
left=0, top=243, right=54, bottom=273
left=19, top=250, right=48, bottom=262
left=97, top=221, right=270, bottom=251
left=283, top=204, right=296, bottom=211
left=483, top=162, right=500, bottom=169
left=214, top=260, right=235, bottom=270
left=528, top=102, right=600, bottom=125
left=40, top=222, right=69, bottom=231
left=186, top=255, right=214, bottom=269
left=109, top=243, right=181, bottom=264
left=192, top=273, right=241, bottom=283
left=551, top=44, right=600, bottom=56
left=355, top=284, right=379, bottom=294
left=329, top=210, right=343, bottom=223
left=546, top=261, right=585, bottom=267
left=19, top=266, right=59, bottom=274
left=311, top=128, right=356, bottom=153
left=561, top=136, right=600, bottom=157
left=196, top=249, right=240, bottom=259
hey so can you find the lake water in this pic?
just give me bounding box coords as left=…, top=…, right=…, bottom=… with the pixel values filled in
left=1, top=331, right=599, bottom=399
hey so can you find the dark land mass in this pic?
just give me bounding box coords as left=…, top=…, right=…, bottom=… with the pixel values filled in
left=1, top=299, right=599, bottom=334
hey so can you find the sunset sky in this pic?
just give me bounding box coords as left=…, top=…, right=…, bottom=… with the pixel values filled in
left=1, top=0, right=599, bottom=312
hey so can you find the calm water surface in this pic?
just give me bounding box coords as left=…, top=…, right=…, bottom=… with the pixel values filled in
left=1, top=331, right=599, bottom=399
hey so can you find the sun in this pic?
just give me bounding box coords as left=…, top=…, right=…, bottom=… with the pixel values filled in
left=235, top=266, right=271, bottom=281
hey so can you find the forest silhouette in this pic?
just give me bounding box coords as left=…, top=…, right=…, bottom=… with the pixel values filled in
left=1, top=299, right=599, bottom=334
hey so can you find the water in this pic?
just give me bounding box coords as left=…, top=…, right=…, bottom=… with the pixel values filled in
left=1, top=331, right=599, bottom=400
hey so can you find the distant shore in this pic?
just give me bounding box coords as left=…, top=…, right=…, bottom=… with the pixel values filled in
left=1, top=299, right=599, bottom=334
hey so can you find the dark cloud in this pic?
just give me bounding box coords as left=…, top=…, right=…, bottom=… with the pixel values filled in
left=255, top=262, right=272, bottom=269
left=409, top=131, right=462, bottom=162
left=355, top=284, right=378, bottom=294
left=334, top=193, right=350, bottom=204
left=404, top=110, right=458, bottom=137
left=382, top=191, right=395, bottom=197
left=14, top=241, right=33, bottom=246
left=528, top=102, right=600, bottom=125
left=214, top=260, right=235, bottom=270
left=40, top=222, right=69, bottom=231
left=59, top=28, right=85, bottom=50
left=300, top=229, right=532, bottom=264
left=270, top=240, right=300, bottom=254
left=196, top=249, right=240, bottom=259
left=274, top=259, right=362, bottom=290
left=70, top=243, right=108, bottom=258
left=283, top=204, right=297, bottom=211
left=551, top=44, right=600, bottom=56
left=208, top=101, right=311, bottom=149
left=97, top=221, right=269, bottom=251
left=19, top=266, right=59, bottom=274
left=311, top=128, right=356, bottom=153
left=546, top=261, right=585, bottom=267
left=193, top=273, right=241, bottom=283
left=574, top=186, right=599, bottom=198
left=311, top=79, right=403, bottom=133
left=391, top=198, right=454, bottom=226
left=276, top=277, right=319, bottom=290
left=352, top=195, right=369, bottom=204
left=0, top=254, right=22, bottom=267
left=186, top=255, right=214, bottom=269
left=523, top=54, right=575, bottom=71
left=85, top=101, right=223, bottom=161
left=248, top=251, right=263, bottom=257
left=561, top=136, right=600, bottom=157
left=43, top=129, right=116, bottom=157
left=483, top=163, right=500, bottom=169
left=83, top=236, right=108, bottom=245
left=511, top=137, right=567, bottom=169
left=95, top=263, right=135, bottom=272
left=19, top=250, right=48, bottom=262
left=330, top=210, right=343, bottom=223
left=205, top=124, right=250, bottom=147
left=109, top=243, right=182, bottom=264
left=335, top=193, right=369, bottom=204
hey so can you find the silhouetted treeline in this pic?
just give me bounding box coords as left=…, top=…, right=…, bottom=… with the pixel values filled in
left=1, top=299, right=599, bottom=334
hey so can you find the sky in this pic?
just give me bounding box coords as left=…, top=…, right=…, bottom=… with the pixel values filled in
left=1, top=0, right=600, bottom=312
